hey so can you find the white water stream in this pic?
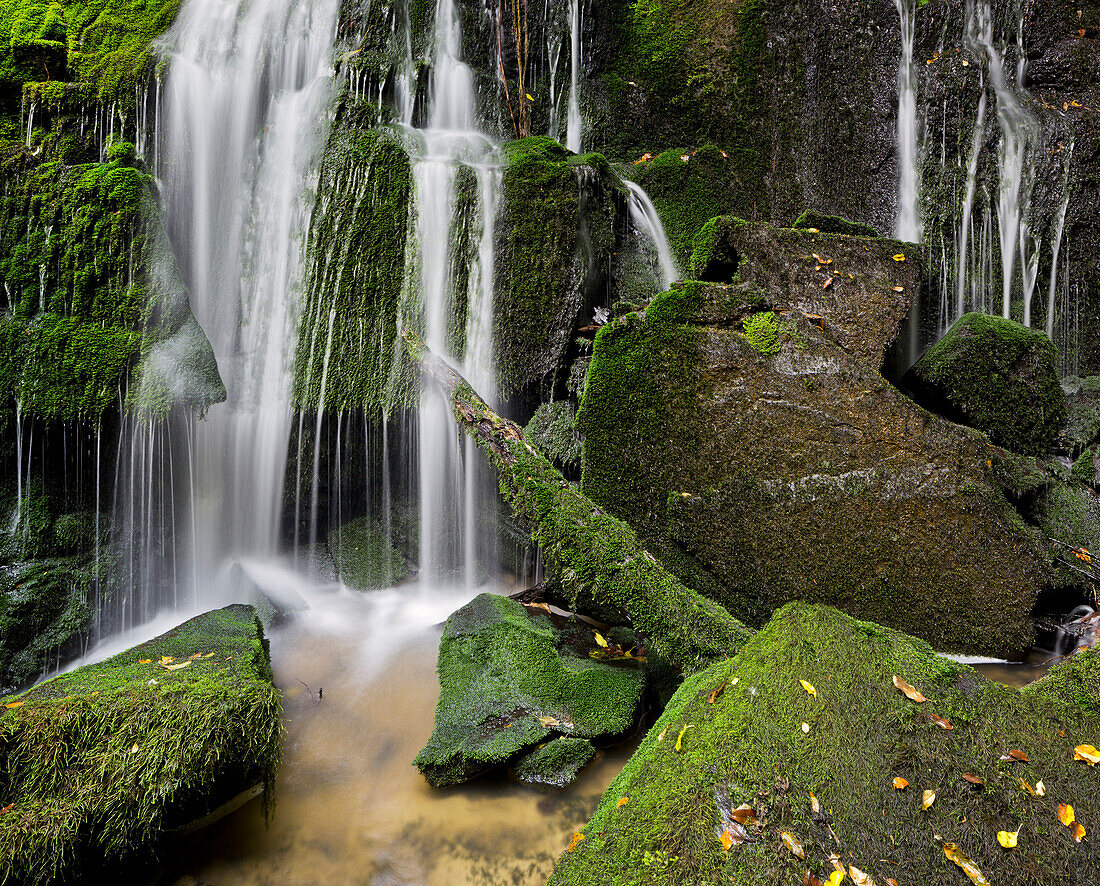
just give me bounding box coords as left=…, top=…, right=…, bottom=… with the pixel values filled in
left=565, top=0, right=583, bottom=152
left=624, top=180, right=680, bottom=290
left=893, top=0, right=921, bottom=243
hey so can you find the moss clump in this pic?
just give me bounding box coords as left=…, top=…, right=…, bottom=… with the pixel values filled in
left=741, top=311, right=780, bottom=356
left=689, top=215, right=745, bottom=282
left=513, top=736, right=597, bottom=789
left=549, top=602, right=1100, bottom=886
left=524, top=401, right=583, bottom=470
left=1061, top=376, right=1100, bottom=455
left=495, top=136, right=619, bottom=400
left=791, top=210, right=878, bottom=237
left=0, top=604, right=281, bottom=883
left=327, top=515, right=408, bottom=590
left=414, top=593, right=645, bottom=787
left=293, top=121, right=414, bottom=415
left=630, top=147, right=746, bottom=269
left=903, top=313, right=1067, bottom=456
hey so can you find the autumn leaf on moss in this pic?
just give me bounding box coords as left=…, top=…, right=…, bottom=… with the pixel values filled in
left=1017, top=777, right=1035, bottom=796
left=962, top=773, right=984, bottom=786
left=4, top=702, right=24, bottom=709
left=848, top=865, right=873, bottom=885
left=1074, top=744, right=1100, bottom=765
left=997, top=830, right=1019, bottom=849
left=800, top=680, right=817, bottom=698
left=922, top=790, right=936, bottom=810
left=1058, top=803, right=1076, bottom=827
left=929, top=714, right=953, bottom=730
left=675, top=725, right=694, bottom=752
left=616, top=796, right=629, bottom=808
left=1073, top=822, right=1087, bottom=843
left=892, top=675, right=925, bottom=702
left=943, top=843, right=990, bottom=885
left=893, top=777, right=908, bottom=789
left=566, top=832, right=584, bottom=852
left=781, top=831, right=805, bottom=859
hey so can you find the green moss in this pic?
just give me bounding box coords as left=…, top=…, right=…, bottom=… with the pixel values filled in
left=495, top=136, right=619, bottom=398
left=1071, top=447, right=1098, bottom=486
left=791, top=210, right=879, bottom=237
left=0, top=604, right=281, bottom=884
left=513, top=735, right=597, bottom=789
left=524, top=401, right=582, bottom=469
left=904, top=313, right=1067, bottom=455
left=413, top=593, right=645, bottom=787
left=741, top=311, right=780, bottom=356
left=550, top=603, right=1100, bottom=886
left=293, top=122, right=414, bottom=414
left=688, top=215, right=745, bottom=282
left=327, top=515, right=408, bottom=590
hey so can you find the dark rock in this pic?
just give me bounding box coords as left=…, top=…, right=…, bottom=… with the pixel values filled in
left=549, top=602, right=1100, bottom=886
left=578, top=223, right=1046, bottom=657
left=414, top=593, right=646, bottom=787
left=327, top=516, right=410, bottom=590
left=903, top=313, right=1067, bottom=456
left=1061, top=376, right=1100, bottom=456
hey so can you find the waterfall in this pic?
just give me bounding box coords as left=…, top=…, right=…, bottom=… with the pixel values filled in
left=565, top=0, right=583, bottom=152
left=409, top=0, right=502, bottom=586
left=893, top=0, right=921, bottom=242
left=624, top=180, right=680, bottom=291
left=106, top=0, right=343, bottom=629
left=955, top=89, right=987, bottom=320
left=1046, top=142, right=1073, bottom=339
left=967, top=0, right=1037, bottom=320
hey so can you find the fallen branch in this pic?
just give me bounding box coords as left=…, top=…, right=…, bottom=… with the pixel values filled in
left=403, top=331, right=751, bottom=672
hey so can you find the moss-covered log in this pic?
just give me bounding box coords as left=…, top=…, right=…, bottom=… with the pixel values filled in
left=403, top=330, right=751, bottom=672
left=0, top=604, right=281, bottom=883
left=549, top=602, right=1100, bottom=886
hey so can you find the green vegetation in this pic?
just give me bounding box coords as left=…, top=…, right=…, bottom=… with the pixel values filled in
left=0, top=604, right=281, bottom=884
left=414, top=592, right=645, bottom=787
left=513, top=736, right=597, bottom=789
left=524, top=400, right=582, bottom=470
left=904, top=312, right=1067, bottom=455
left=549, top=602, right=1100, bottom=886
left=741, top=311, right=780, bottom=356
left=791, top=210, right=879, bottom=237
left=327, top=515, right=408, bottom=590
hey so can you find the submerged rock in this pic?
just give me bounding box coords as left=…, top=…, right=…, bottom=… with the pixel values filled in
left=0, top=604, right=281, bottom=884
left=903, top=312, right=1067, bottom=456
left=327, top=515, right=409, bottom=591
left=578, top=222, right=1046, bottom=657
left=414, top=593, right=645, bottom=788
left=549, top=602, right=1100, bottom=886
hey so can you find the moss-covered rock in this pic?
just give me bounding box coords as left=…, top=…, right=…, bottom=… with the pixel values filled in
left=0, top=604, right=281, bottom=883
left=512, top=735, right=598, bottom=789
left=549, top=602, right=1100, bottom=886
left=578, top=225, right=1047, bottom=657
left=495, top=137, right=621, bottom=401
left=524, top=400, right=583, bottom=472
left=327, top=515, right=409, bottom=590
left=414, top=592, right=645, bottom=787
left=904, top=313, right=1067, bottom=456
left=791, top=210, right=879, bottom=238
left=1061, top=376, right=1100, bottom=456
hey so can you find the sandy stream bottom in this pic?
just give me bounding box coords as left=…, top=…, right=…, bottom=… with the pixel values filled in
left=148, top=581, right=635, bottom=886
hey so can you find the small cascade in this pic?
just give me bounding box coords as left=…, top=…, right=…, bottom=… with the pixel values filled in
left=954, top=88, right=987, bottom=321
left=565, top=0, right=583, bottom=152
left=893, top=0, right=921, bottom=242
left=1046, top=141, right=1073, bottom=340
left=624, top=180, right=680, bottom=291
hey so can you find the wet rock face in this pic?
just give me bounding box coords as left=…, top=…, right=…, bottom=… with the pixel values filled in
left=548, top=602, right=1100, bottom=886
left=414, top=593, right=645, bottom=788
left=903, top=313, right=1067, bottom=456
left=578, top=222, right=1046, bottom=657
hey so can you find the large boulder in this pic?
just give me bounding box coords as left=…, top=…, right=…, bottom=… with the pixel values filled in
left=578, top=222, right=1047, bottom=657
left=414, top=593, right=646, bottom=787
left=903, top=313, right=1067, bottom=456
left=549, top=603, right=1100, bottom=886
left=1061, top=376, right=1100, bottom=456
left=0, top=605, right=281, bottom=884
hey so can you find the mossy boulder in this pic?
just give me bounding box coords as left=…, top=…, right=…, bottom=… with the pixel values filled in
left=495, top=137, right=621, bottom=402
left=549, top=602, right=1100, bottom=886
left=791, top=210, right=879, bottom=238
left=1061, top=376, right=1100, bottom=456
left=0, top=604, right=281, bottom=883
left=414, top=593, right=646, bottom=787
left=578, top=224, right=1046, bottom=657
left=513, top=736, right=598, bottom=789
left=524, top=400, right=583, bottom=472
left=903, top=313, right=1067, bottom=456
left=327, top=515, right=409, bottom=590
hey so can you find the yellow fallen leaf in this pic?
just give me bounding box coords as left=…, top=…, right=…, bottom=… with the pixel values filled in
left=720, top=829, right=735, bottom=851
left=1073, top=822, right=1087, bottom=843
left=800, top=680, right=818, bottom=698
left=893, top=254, right=906, bottom=262
left=929, top=713, right=953, bottom=730
left=893, top=777, right=909, bottom=789
left=825, top=872, right=846, bottom=886
left=1059, top=803, right=1076, bottom=826
left=892, top=285, right=904, bottom=292
left=1074, top=744, right=1100, bottom=765
left=616, top=796, right=629, bottom=808
left=525, top=93, right=534, bottom=101
left=822, top=276, right=834, bottom=290
left=163, top=660, right=192, bottom=671
left=138, top=659, right=152, bottom=664
left=781, top=831, right=805, bottom=859
left=675, top=725, right=694, bottom=752
left=892, top=675, right=925, bottom=702
left=566, top=832, right=584, bottom=852
left=656, top=725, right=669, bottom=742
left=944, top=843, right=990, bottom=885
left=1017, top=777, right=1035, bottom=796
left=997, top=830, right=1019, bottom=849
left=4, top=702, right=24, bottom=709
left=732, top=804, right=756, bottom=824
left=538, top=716, right=561, bottom=728
left=130, top=743, right=139, bottom=754
left=848, top=865, right=873, bottom=885
left=203, top=652, right=216, bottom=658
left=810, top=792, right=821, bottom=814
left=802, top=722, right=811, bottom=733
left=1036, top=780, right=1046, bottom=796
left=922, top=789, right=936, bottom=810
left=593, top=631, right=609, bottom=649
left=158, top=656, right=174, bottom=665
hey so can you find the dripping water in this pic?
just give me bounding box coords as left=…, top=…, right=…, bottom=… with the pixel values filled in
left=894, top=0, right=921, bottom=243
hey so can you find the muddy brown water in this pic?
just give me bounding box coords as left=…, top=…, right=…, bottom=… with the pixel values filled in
left=149, top=582, right=636, bottom=886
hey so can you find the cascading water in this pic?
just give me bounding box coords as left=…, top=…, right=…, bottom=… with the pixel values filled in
left=565, top=0, right=583, bottom=152
left=624, top=180, right=680, bottom=290
left=893, top=0, right=921, bottom=243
